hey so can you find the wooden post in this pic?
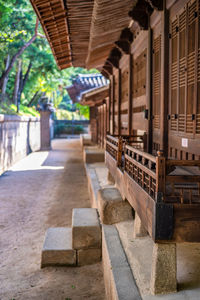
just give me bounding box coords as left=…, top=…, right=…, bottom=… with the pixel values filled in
left=118, top=68, right=121, bottom=136
left=117, top=137, right=123, bottom=167
left=156, top=150, right=166, bottom=202
left=128, top=54, right=133, bottom=136
left=160, top=2, right=169, bottom=156
left=147, top=27, right=153, bottom=153
left=111, top=75, right=115, bottom=135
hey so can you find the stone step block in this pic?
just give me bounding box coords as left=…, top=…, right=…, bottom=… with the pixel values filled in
left=83, top=147, right=105, bottom=164
left=41, top=227, right=76, bottom=268
left=97, top=187, right=133, bottom=224
left=72, top=208, right=101, bottom=250
left=80, top=134, right=94, bottom=148
left=77, top=248, right=101, bottom=266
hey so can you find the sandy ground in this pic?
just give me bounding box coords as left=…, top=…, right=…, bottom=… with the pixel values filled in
left=0, top=138, right=105, bottom=300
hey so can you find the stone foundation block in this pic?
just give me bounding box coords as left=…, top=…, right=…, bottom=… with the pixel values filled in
left=77, top=248, right=101, bottom=266
left=80, top=134, right=93, bottom=148
left=97, top=188, right=133, bottom=224
left=72, top=208, right=101, bottom=250
left=150, top=243, right=177, bottom=295
left=41, top=228, right=76, bottom=267
left=107, top=170, right=115, bottom=185
left=133, top=213, right=148, bottom=238
left=83, top=147, right=105, bottom=163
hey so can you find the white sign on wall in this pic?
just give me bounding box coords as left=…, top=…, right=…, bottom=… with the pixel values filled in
left=182, top=138, right=188, bottom=148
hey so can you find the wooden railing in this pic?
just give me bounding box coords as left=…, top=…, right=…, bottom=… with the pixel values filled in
left=107, top=135, right=200, bottom=204
left=106, top=135, right=119, bottom=162
left=125, top=145, right=157, bottom=200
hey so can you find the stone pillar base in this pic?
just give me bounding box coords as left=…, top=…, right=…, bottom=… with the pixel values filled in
left=133, top=213, right=148, bottom=238
left=150, top=243, right=177, bottom=295
left=107, top=170, right=115, bottom=185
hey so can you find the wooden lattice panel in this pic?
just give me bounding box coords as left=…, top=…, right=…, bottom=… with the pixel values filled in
left=133, top=49, right=147, bottom=98
left=170, top=18, right=178, bottom=131
left=30, top=0, right=72, bottom=69
left=153, top=35, right=161, bottom=129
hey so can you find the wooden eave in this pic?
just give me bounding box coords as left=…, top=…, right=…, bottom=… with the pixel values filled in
left=86, top=0, right=136, bottom=70
left=81, top=85, right=109, bottom=106
left=30, top=0, right=72, bottom=70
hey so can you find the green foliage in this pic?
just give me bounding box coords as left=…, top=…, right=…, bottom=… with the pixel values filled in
left=0, top=0, right=100, bottom=118
left=54, top=123, right=84, bottom=136
left=75, top=103, right=89, bottom=120
left=0, top=103, right=39, bottom=116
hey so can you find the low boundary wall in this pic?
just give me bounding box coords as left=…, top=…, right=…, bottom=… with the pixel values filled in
left=0, top=114, right=40, bottom=175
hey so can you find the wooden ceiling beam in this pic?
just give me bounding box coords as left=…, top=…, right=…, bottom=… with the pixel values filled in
left=146, top=0, right=163, bottom=10
left=115, top=40, right=131, bottom=55
left=128, top=0, right=153, bottom=30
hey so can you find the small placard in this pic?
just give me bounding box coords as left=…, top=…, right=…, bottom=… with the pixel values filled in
left=182, top=138, right=188, bottom=148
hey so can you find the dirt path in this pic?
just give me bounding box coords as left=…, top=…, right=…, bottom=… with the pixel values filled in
left=0, top=139, right=105, bottom=300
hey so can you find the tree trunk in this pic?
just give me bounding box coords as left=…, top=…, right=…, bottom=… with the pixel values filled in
left=27, top=90, right=46, bottom=107
left=0, top=19, right=43, bottom=91
left=13, top=59, right=22, bottom=108
left=1, top=54, right=10, bottom=100
left=17, top=61, right=32, bottom=104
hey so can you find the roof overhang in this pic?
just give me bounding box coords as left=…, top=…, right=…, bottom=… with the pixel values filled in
left=80, top=85, right=109, bottom=106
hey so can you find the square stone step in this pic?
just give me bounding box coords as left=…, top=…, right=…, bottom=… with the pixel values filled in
left=98, top=187, right=133, bottom=224
left=41, top=227, right=76, bottom=268
left=72, top=208, right=101, bottom=250
left=83, top=147, right=105, bottom=163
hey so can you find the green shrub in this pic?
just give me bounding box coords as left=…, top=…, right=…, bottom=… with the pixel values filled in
left=54, top=123, right=84, bottom=135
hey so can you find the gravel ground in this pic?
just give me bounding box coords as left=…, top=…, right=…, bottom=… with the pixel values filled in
left=0, top=138, right=105, bottom=300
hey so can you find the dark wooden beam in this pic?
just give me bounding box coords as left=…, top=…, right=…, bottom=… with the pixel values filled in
left=160, top=5, right=169, bottom=156
left=101, top=69, right=109, bottom=79
left=146, top=0, right=163, bottom=11
left=103, top=64, right=113, bottom=75
left=120, top=28, right=133, bottom=43
left=115, top=40, right=131, bottom=55
left=128, top=0, right=153, bottom=30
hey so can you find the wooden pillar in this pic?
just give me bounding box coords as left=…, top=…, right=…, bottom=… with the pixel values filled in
left=160, top=2, right=169, bottom=156
left=147, top=27, right=153, bottom=153
left=90, top=106, right=98, bottom=143
left=111, top=75, right=115, bottom=135
left=40, top=110, right=52, bottom=150
left=118, top=68, right=121, bottom=136
left=128, top=54, right=133, bottom=136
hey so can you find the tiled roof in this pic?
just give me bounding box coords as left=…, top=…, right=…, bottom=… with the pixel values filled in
left=66, top=74, right=109, bottom=103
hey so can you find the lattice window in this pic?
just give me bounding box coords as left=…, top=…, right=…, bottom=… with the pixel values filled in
left=179, top=9, right=187, bottom=132
left=133, top=49, right=147, bottom=98
left=170, top=18, right=178, bottom=131
left=169, top=1, right=200, bottom=136
left=186, top=0, right=196, bottom=133
left=197, top=0, right=200, bottom=133
left=153, top=35, right=161, bottom=129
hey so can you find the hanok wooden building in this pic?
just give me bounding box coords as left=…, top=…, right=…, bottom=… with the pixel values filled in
left=31, top=0, right=200, bottom=295
left=66, top=74, right=109, bottom=145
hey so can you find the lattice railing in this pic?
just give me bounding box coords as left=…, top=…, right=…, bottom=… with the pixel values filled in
left=124, top=145, right=157, bottom=199
left=106, top=135, right=119, bottom=161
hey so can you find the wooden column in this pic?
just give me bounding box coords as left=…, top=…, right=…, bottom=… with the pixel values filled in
left=118, top=68, right=121, bottom=136
left=147, top=27, right=153, bottom=153
left=160, top=2, right=169, bottom=156
left=112, top=75, right=115, bottom=135
left=128, top=54, right=133, bottom=136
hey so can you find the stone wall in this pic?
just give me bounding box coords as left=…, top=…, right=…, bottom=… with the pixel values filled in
left=0, top=114, right=40, bottom=175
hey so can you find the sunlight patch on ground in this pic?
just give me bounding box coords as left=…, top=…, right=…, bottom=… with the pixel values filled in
left=10, top=151, right=64, bottom=172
